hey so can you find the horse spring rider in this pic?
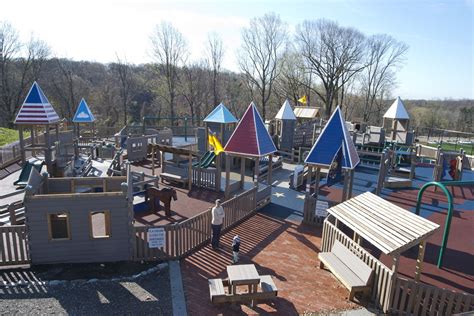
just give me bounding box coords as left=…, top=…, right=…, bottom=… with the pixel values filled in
left=211, top=199, right=225, bottom=250
left=145, top=187, right=177, bottom=216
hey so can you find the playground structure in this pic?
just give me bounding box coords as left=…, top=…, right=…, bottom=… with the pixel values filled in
left=0, top=81, right=473, bottom=315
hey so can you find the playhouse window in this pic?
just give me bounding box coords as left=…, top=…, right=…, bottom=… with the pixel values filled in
left=90, top=211, right=111, bottom=238
left=48, top=213, right=71, bottom=240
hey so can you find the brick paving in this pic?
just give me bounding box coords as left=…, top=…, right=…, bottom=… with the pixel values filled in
left=181, top=213, right=358, bottom=315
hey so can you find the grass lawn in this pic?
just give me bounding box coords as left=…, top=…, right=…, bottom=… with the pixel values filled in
left=425, top=142, right=474, bottom=155
left=0, top=127, right=30, bottom=146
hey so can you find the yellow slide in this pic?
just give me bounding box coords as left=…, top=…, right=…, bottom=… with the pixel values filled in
left=208, top=133, right=224, bottom=156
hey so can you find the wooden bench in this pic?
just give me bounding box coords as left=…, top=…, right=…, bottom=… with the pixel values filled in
left=208, top=275, right=278, bottom=305
left=160, top=165, right=189, bottom=188
left=319, top=240, right=373, bottom=301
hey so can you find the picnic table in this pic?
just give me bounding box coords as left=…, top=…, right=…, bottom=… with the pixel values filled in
left=208, top=264, right=278, bottom=305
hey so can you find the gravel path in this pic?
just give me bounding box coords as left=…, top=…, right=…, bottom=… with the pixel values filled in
left=0, top=268, right=172, bottom=315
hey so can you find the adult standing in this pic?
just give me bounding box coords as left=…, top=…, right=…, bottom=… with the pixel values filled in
left=211, top=199, right=225, bottom=249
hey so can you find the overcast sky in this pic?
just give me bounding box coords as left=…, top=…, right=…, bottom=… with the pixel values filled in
left=1, top=0, right=473, bottom=99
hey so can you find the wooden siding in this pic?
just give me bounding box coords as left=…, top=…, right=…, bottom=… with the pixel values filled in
left=25, top=194, right=132, bottom=264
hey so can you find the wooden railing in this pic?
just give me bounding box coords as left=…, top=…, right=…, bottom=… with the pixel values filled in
left=390, top=277, right=474, bottom=315
left=192, top=167, right=217, bottom=190
left=321, top=220, right=394, bottom=312
left=0, top=225, right=30, bottom=266
left=133, top=188, right=257, bottom=261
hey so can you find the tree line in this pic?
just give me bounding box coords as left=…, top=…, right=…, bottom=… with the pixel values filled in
left=1, top=16, right=472, bottom=132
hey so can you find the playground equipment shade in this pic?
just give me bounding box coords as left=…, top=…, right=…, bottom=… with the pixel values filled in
left=203, top=103, right=238, bottom=124
left=225, top=102, right=277, bottom=157
left=305, top=106, right=360, bottom=169
left=14, top=82, right=60, bottom=125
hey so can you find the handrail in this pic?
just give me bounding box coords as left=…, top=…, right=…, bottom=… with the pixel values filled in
left=415, top=180, right=474, bottom=268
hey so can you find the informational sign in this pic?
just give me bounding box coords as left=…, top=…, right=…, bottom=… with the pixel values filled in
left=148, top=228, right=166, bottom=248
left=315, top=200, right=329, bottom=218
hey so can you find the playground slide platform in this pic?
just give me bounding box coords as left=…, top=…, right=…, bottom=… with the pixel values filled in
left=193, top=151, right=216, bottom=168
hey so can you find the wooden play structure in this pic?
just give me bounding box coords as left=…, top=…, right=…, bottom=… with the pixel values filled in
left=320, top=192, right=440, bottom=311
left=433, top=146, right=466, bottom=182
left=223, top=102, right=277, bottom=206
left=303, top=106, right=360, bottom=225
left=382, top=97, right=414, bottom=145
left=274, top=99, right=297, bottom=151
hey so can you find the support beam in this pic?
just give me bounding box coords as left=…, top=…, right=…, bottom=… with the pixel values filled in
left=151, top=145, right=155, bottom=176
left=19, top=126, right=25, bottom=164
left=347, top=169, right=355, bottom=200
left=225, top=154, right=230, bottom=199
left=342, top=169, right=349, bottom=202
left=415, top=241, right=426, bottom=282
left=240, top=157, right=245, bottom=189
left=188, top=153, right=192, bottom=191
left=313, top=167, right=321, bottom=198
left=306, top=165, right=313, bottom=195
left=254, top=158, right=259, bottom=190
left=267, top=154, right=273, bottom=185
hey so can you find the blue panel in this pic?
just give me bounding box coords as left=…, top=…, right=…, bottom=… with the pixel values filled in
left=37, top=83, right=51, bottom=104
left=73, top=99, right=95, bottom=123
left=254, top=106, right=277, bottom=155
left=25, top=84, right=42, bottom=104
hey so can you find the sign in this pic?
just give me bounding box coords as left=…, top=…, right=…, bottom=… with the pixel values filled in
left=315, top=200, right=329, bottom=218
left=148, top=228, right=166, bottom=248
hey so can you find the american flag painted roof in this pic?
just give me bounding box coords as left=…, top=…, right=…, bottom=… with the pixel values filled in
left=14, top=82, right=60, bottom=125
left=224, top=102, right=277, bottom=157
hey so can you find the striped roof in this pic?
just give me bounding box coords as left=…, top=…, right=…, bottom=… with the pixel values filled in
left=73, top=98, right=95, bottom=123
left=224, top=102, right=277, bottom=157
left=15, top=82, right=60, bottom=125
left=305, top=106, right=360, bottom=169
left=203, top=103, right=238, bottom=124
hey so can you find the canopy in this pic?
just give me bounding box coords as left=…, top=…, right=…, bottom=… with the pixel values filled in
left=15, top=82, right=60, bottom=125
left=73, top=98, right=95, bottom=123
left=275, top=99, right=296, bottom=120
left=224, top=102, right=277, bottom=157
left=383, top=97, right=410, bottom=120
left=203, top=103, right=238, bottom=124
left=305, top=106, right=359, bottom=169
left=294, top=106, right=321, bottom=119
left=328, top=192, right=439, bottom=255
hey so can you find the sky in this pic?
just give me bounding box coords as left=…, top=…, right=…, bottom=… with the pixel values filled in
left=1, top=0, right=473, bottom=100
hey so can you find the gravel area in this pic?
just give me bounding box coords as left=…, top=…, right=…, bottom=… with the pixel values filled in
left=0, top=268, right=172, bottom=315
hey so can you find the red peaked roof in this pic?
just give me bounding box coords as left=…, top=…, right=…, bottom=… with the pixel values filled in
left=15, top=82, right=60, bottom=125
left=224, top=102, right=276, bottom=157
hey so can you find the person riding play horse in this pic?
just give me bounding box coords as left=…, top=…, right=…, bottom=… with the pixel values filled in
left=145, top=187, right=177, bottom=216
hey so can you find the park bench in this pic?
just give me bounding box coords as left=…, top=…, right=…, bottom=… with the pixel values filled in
left=160, top=165, right=188, bottom=188
left=319, top=240, right=373, bottom=301
left=208, top=275, right=278, bottom=305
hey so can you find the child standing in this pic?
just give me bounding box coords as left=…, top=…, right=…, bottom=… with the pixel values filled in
left=232, top=235, right=241, bottom=264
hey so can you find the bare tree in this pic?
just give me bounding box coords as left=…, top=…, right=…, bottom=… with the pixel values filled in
left=111, top=55, right=136, bottom=125
left=0, top=22, right=50, bottom=126
left=206, top=32, right=224, bottom=110
left=296, top=19, right=366, bottom=118
left=275, top=51, right=307, bottom=106
left=150, top=21, right=188, bottom=119
left=238, top=13, right=287, bottom=120
left=360, top=34, right=408, bottom=122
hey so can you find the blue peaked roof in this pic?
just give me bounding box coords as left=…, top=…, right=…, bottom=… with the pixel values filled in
left=73, top=98, right=95, bottom=123
left=203, top=103, right=238, bottom=124
left=305, top=106, right=360, bottom=169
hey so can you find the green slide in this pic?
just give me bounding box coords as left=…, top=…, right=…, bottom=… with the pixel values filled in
left=193, top=151, right=216, bottom=168
left=14, top=160, right=44, bottom=187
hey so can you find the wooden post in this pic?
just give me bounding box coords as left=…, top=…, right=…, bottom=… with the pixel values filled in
left=313, top=166, right=321, bottom=198
left=151, top=145, right=155, bottom=176
left=306, top=165, right=313, bottom=195
left=415, top=241, right=426, bottom=282
left=342, top=169, right=349, bottom=202
left=45, top=126, right=52, bottom=174
left=215, top=153, right=221, bottom=191
left=240, top=156, right=245, bottom=189
left=392, top=119, right=398, bottom=141
left=347, top=169, right=355, bottom=199
left=19, top=126, right=25, bottom=164
left=225, top=154, right=230, bottom=198
left=254, top=157, right=259, bottom=190
left=188, top=152, right=192, bottom=191
left=267, top=154, right=273, bottom=185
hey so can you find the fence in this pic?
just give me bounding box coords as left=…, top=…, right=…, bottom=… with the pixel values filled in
left=0, top=225, right=30, bottom=266
left=390, top=277, right=474, bottom=315
left=192, top=167, right=218, bottom=190
left=133, top=187, right=258, bottom=261
left=321, top=220, right=394, bottom=312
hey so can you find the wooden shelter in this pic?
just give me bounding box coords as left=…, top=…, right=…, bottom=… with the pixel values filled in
left=323, top=191, right=439, bottom=291
left=223, top=102, right=277, bottom=198
left=15, top=82, right=61, bottom=174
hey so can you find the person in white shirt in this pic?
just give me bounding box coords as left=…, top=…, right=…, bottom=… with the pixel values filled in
left=211, top=199, right=225, bottom=249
